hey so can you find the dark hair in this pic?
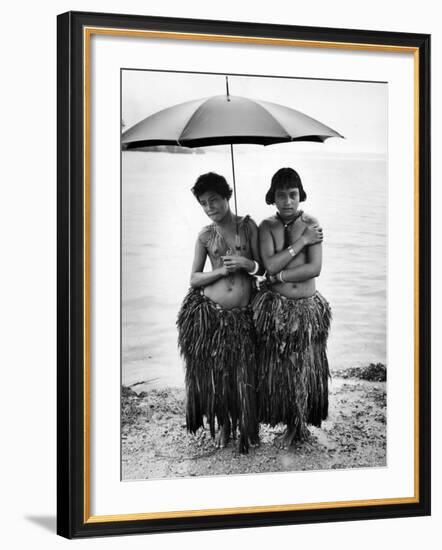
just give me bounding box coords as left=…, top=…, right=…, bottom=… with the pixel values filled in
left=191, top=172, right=232, bottom=201
left=265, top=167, right=307, bottom=205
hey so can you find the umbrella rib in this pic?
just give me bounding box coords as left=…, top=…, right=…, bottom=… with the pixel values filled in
left=122, top=97, right=210, bottom=148
left=177, top=98, right=212, bottom=146
left=246, top=100, right=292, bottom=140
left=178, top=100, right=212, bottom=143
left=253, top=98, right=341, bottom=141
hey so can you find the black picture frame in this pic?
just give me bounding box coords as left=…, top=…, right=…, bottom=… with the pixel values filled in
left=57, top=10, right=431, bottom=539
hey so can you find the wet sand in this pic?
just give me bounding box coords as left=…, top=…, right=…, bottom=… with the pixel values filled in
left=122, top=366, right=386, bottom=480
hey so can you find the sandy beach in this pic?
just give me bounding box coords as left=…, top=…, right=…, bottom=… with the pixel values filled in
left=122, top=364, right=386, bottom=480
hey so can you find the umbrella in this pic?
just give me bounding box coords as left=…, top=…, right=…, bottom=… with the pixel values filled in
left=122, top=77, right=343, bottom=247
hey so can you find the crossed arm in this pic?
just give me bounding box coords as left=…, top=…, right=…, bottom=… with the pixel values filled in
left=190, top=239, right=225, bottom=288
left=259, top=221, right=322, bottom=283
left=190, top=219, right=263, bottom=288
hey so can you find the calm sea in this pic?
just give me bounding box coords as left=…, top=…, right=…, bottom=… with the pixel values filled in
left=122, top=149, right=387, bottom=389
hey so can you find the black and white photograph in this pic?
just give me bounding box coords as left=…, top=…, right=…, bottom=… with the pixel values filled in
left=120, top=69, right=387, bottom=481
left=1, top=0, right=436, bottom=545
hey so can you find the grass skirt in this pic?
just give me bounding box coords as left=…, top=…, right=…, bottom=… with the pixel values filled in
left=177, top=288, right=259, bottom=453
left=252, top=290, right=331, bottom=436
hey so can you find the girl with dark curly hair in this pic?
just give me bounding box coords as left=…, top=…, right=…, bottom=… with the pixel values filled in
left=177, top=172, right=262, bottom=453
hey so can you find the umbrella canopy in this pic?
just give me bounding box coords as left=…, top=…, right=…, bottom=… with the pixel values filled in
left=122, top=81, right=343, bottom=247
left=122, top=94, right=343, bottom=149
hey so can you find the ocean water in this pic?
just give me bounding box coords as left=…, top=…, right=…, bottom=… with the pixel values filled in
left=122, top=148, right=387, bottom=389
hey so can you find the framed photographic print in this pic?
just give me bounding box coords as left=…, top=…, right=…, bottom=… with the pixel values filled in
left=57, top=11, right=431, bottom=538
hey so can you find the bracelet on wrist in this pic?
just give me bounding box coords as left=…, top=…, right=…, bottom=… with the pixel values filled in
left=247, top=260, right=259, bottom=276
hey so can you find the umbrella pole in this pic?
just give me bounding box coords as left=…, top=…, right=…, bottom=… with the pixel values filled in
left=230, top=143, right=240, bottom=250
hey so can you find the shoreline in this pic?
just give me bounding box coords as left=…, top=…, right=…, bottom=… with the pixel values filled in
left=122, top=364, right=386, bottom=480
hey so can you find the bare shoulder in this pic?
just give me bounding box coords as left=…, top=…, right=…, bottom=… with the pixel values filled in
left=245, top=215, right=258, bottom=228
left=259, top=215, right=278, bottom=231
left=300, top=211, right=320, bottom=227
left=197, top=224, right=214, bottom=245
left=242, top=215, right=258, bottom=234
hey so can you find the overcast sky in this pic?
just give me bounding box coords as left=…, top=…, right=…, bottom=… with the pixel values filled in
left=122, top=70, right=387, bottom=155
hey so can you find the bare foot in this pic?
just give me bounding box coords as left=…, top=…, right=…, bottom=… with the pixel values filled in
left=215, top=422, right=231, bottom=448
left=274, top=427, right=297, bottom=449
left=274, top=424, right=310, bottom=449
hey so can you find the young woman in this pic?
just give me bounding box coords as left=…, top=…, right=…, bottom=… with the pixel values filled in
left=252, top=167, right=331, bottom=448
left=177, top=172, right=262, bottom=453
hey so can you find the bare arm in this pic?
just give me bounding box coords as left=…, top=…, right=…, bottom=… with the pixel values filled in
left=279, top=242, right=322, bottom=283
left=189, top=237, right=227, bottom=288
left=259, top=220, right=321, bottom=275
left=249, top=218, right=265, bottom=274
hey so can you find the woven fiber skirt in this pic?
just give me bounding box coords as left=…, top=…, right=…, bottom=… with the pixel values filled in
left=252, top=290, right=331, bottom=436
left=177, top=288, right=259, bottom=453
